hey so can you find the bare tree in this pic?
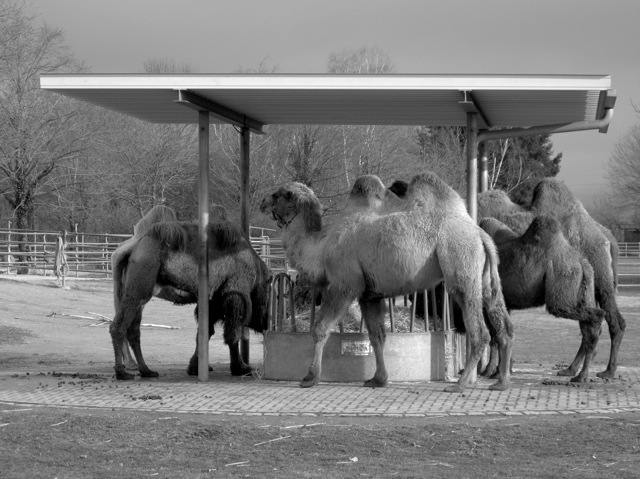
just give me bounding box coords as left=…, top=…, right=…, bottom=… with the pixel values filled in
left=0, top=0, right=84, bottom=230
left=606, top=122, right=640, bottom=211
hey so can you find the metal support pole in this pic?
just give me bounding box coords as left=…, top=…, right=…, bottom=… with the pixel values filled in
left=240, top=126, right=251, bottom=364
left=465, top=111, right=479, bottom=384
left=466, top=112, right=478, bottom=222
left=479, top=141, right=488, bottom=193
left=197, top=111, right=210, bottom=382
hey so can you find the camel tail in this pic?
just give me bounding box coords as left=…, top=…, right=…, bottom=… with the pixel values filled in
left=111, top=239, right=135, bottom=308
left=610, top=239, right=619, bottom=291
left=480, top=230, right=502, bottom=308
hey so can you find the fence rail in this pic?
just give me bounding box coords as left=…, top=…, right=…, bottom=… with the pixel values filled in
left=619, top=242, right=640, bottom=258
left=0, top=227, right=291, bottom=279
left=3, top=226, right=633, bottom=281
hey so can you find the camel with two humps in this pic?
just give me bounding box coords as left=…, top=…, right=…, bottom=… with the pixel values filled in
left=110, top=219, right=271, bottom=380
left=480, top=216, right=605, bottom=382
left=478, top=179, right=625, bottom=380
left=111, top=205, right=178, bottom=370
left=260, top=172, right=514, bottom=392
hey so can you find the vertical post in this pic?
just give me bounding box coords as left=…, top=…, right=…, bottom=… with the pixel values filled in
left=479, top=141, right=488, bottom=193
left=465, top=112, right=479, bottom=384
left=239, top=126, right=251, bottom=364
left=466, top=112, right=478, bottom=222
left=197, top=111, right=210, bottom=382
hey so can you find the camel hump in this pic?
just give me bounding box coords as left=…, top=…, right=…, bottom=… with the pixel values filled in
left=207, top=221, right=246, bottom=249
left=521, top=215, right=562, bottom=245
left=531, top=178, right=582, bottom=215
left=350, top=175, right=386, bottom=200
left=147, top=222, right=190, bottom=250
left=407, top=172, right=462, bottom=206
left=210, top=203, right=228, bottom=221
left=133, top=205, right=178, bottom=236
left=479, top=217, right=518, bottom=244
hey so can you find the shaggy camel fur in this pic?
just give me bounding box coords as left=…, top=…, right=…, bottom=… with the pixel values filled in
left=260, top=172, right=514, bottom=392
left=480, top=216, right=606, bottom=382
left=110, top=220, right=271, bottom=380
left=111, top=205, right=179, bottom=369
left=478, top=180, right=625, bottom=379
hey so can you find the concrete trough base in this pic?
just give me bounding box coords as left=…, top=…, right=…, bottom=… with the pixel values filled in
left=263, top=331, right=465, bottom=383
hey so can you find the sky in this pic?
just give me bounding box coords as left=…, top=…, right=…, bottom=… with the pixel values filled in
left=30, top=0, right=640, bottom=203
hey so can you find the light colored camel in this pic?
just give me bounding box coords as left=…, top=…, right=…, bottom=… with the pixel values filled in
left=260, top=172, right=514, bottom=392
left=478, top=179, right=625, bottom=379
left=480, top=216, right=606, bottom=382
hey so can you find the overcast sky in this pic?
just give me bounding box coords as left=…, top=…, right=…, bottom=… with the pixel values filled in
left=31, top=0, right=640, bottom=202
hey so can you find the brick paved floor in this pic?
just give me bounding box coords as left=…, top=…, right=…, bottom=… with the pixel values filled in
left=1, top=364, right=639, bottom=418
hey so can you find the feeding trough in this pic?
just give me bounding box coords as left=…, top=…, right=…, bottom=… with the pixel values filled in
left=263, top=273, right=465, bottom=383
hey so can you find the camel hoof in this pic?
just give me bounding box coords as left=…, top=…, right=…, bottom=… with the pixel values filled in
left=556, top=368, right=577, bottom=377
left=444, top=384, right=465, bottom=393
left=300, top=374, right=320, bottom=388
left=570, top=375, right=587, bottom=383
left=140, top=369, right=159, bottom=378
left=596, top=369, right=615, bottom=380
left=489, top=381, right=509, bottom=391
left=363, top=378, right=387, bottom=388
left=231, top=365, right=252, bottom=376
left=114, top=369, right=135, bottom=380
left=482, top=367, right=498, bottom=378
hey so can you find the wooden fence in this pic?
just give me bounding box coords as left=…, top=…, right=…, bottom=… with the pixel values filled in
left=0, top=226, right=291, bottom=280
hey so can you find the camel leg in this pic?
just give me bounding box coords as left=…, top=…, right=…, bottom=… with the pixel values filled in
left=360, top=297, right=388, bottom=388
left=126, top=312, right=158, bottom=378
left=300, top=289, right=351, bottom=388
left=122, top=340, right=138, bottom=370
left=483, top=296, right=513, bottom=391
left=110, top=311, right=134, bottom=380
left=557, top=343, right=586, bottom=377
left=444, top=293, right=489, bottom=393
left=570, top=310, right=604, bottom=383
left=222, top=292, right=253, bottom=376
left=596, top=295, right=625, bottom=379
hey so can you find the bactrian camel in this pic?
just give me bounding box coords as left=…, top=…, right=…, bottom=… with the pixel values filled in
left=261, top=172, right=514, bottom=392
left=478, top=179, right=625, bottom=380
left=480, top=216, right=606, bottom=381
left=110, top=220, right=272, bottom=380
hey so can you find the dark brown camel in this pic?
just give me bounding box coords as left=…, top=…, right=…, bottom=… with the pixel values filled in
left=478, top=179, right=625, bottom=380
left=110, top=220, right=271, bottom=380
left=480, top=216, right=606, bottom=381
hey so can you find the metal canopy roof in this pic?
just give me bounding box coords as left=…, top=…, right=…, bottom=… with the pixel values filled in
left=40, top=73, right=615, bottom=135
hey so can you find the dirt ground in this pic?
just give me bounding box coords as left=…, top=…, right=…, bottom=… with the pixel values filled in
left=1, top=275, right=639, bottom=375
left=1, top=275, right=640, bottom=478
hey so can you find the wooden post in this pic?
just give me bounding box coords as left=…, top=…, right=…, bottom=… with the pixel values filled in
left=240, top=126, right=251, bottom=364
left=197, top=111, right=210, bottom=382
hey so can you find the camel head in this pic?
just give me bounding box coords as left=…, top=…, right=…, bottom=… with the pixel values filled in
left=260, top=182, right=323, bottom=232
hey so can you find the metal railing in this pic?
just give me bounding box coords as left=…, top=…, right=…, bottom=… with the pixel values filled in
left=619, top=242, right=640, bottom=258
left=0, top=227, right=291, bottom=280
left=0, top=228, right=128, bottom=279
